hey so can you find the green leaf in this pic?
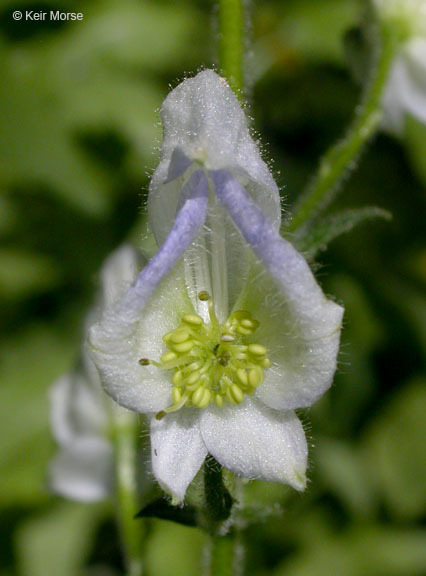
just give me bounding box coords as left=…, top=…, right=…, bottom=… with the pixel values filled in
left=15, top=502, right=104, bottom=576
left=136, top=498, right=198, bottom=527
left=0, top=324, right=76, bottom=505
left=275, top=525, right=426, bottom=576
left=145, top=521, right=205, bottom=576
left=314, top=438, right=376, bottom=519
left=291, top=206, right=392, bottom=258
left=0, top=248, right=61, bottom=300
left=363, top=378, right=426, bottom=520
left=0, top=0, right=204, bottom=215
left=343, top=25, right=372, bottom=86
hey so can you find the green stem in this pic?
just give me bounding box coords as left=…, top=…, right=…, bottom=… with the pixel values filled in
left=113, top=411, right=144, bottom=576
left=205, top=534, right=235, bottom=576
left=203, top=457, right=236, bottom=576
left=218, top=0, right=245, bottom=95
left=286, top=22, right=399, bottom=233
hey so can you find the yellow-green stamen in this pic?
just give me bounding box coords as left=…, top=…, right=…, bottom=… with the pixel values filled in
left=141, top=292, right=270, bottom=419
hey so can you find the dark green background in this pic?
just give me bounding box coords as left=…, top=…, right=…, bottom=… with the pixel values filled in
left=0, top=0, right=425, bottom=574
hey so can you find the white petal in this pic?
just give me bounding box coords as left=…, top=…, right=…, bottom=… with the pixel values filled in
left=49, top=438, right=114, bottom=502
left=382, top=39, right=426, bottom=134
left=149, top=70, right=281, bottom=245
left=211, top=170, right=344, bottom=410
left=150, top=410, right=207, bottom=502
left=50, top=373, right=108, bottom=446
left=89, top=172, right=208, bottom=414
left=401, top=39, right=426, bottom=122
left=100, top=244, right=146, bottom=308
left=200, top=399, right=307, bottom=490
left=244, top=264, right=343, bottom=410
left=382, top=57, right=407, bottom=134
left=89, top=264, right=193, bottom=413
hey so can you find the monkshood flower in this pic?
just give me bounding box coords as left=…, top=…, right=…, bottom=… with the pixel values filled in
left=374, top=0, right=426, bottom=133
left=89, top=70, right=344, bottom=503
left=50, top=245, right=143, bottom=501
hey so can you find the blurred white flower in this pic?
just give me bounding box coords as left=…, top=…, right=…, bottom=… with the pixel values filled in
left=374, top=0, right=426, bottom=133
left=50, top=245, right=144, bottom=501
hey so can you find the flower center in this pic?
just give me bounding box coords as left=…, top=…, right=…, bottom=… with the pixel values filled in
left=140, top=292, right=270, bottom=420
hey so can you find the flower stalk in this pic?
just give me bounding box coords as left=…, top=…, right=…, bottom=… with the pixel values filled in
left=203, top=457, right=235, bottom=576
left=113, top=411, right=145, bottom=576
left=286, top=20, right=400, bottom=233
left=218, top=0, right=245, bottom=95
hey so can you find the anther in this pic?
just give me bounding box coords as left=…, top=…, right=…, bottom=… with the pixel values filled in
left=236, top=368, right=248, bottom=387
left=154, top=299, right=269, bottom=414
left=192, top=386, right=206, bottom=406
left=248, top=368, right=261, bottom=388
left=198, top=290, right=210, bottom=301
left=237, top=326, right=253, bottom=336
left=138, top=358, right=150, bottom=366
left=182, top=314, right=203, bottom=326
left=187, top=371, right=201, bottom=386
left=160, top=351, right=178, bottom=364
left=172, top=371, right=184, bottom=386
left=221, top=334, right=235, bottom=342
left=171, top=329, right=189, bottom=344
left=172, top=340, right=194, bottom=353
left=248, top=344, right=267, bottom=357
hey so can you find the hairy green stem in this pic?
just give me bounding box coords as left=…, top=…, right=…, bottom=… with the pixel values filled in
left=286, top=23, right=399, bottom=233
left=113, top=411, right=144, bottom=576
left=203, top=457, right=236, bottom=576
left=218, top=0, right=245, bottom=95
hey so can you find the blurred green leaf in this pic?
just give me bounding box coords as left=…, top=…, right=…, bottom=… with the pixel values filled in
left=145, top=520, right=205, bottom=576
left=0, top=194, right=17, bottom=236
left=0, top=324, right=75, bottom=505
left=364, top=378, right=426, bottom=520
left=291, top=206, right=392, bottom=258
left=0, top=0, right=205, bottom=215
left=0, top=248, right=61, bottom=300
left=405, top=116, right=426, bottom=186
left=311, top=274, right=384, bottom=435
left=16, top=502, right=104, bottom=576
left=343, top=25, right=371, bottom=87
left=315, top=438, right=376, bottom=519
left=253, top=0, right=360, bottom=79
left=274, top=525, right=426, bottom=576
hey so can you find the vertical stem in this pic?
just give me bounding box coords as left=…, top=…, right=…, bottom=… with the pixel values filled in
left=203, top=457, right=235, bottom=576
left=218, top=0, right=245, bottom=95
left=113, top=410, right=144, bottom=576
left=286, top=23, right=399, bottom=233
left=232, top=478, right=245, bottom=576
left=205, top=535, right=235, bottom=576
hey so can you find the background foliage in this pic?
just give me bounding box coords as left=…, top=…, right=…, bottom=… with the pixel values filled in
left=1, top=0, right=425, bottom=574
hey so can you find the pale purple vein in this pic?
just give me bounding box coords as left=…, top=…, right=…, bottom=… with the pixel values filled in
left=122, top=169, right=208, bottom=317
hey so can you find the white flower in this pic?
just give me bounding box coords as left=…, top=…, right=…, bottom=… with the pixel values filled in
left=374, top=0, right=426, bottom=133
left=382, top=38, right=426, bottom=133
left=50, top=245, right=144, bottom=501
left=88, top=70, right=344, bottom=503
